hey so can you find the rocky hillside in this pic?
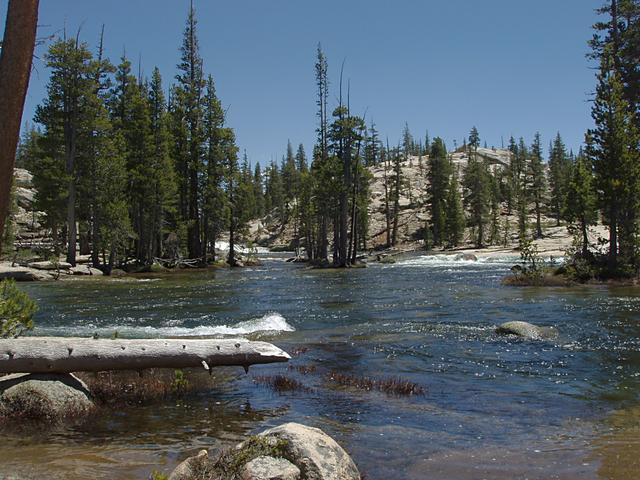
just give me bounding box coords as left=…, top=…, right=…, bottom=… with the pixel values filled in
left=250, top=148, right=525, bottom=250
left=10, top=169, right=48, bottom=252
left=12, top=155, right=605, bottom=261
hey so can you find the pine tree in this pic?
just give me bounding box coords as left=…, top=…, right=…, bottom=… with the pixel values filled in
left=112, top=61, right=155, bottom=264
left=389, top=145, right=403, bottom=247
left=566, top=143, right=598, bottom=257
left=82, top=95, right=130, bottom=272
left=295, top=143, right=308, bottom=173
left=463, top=129, right=490, bottom=248
left=548, top=132, right=571, bottom=225
left=34, top=36, right=101, bottom=265
left=223, top=128, right=240, bottom=267
left=252, top=163, right=265, bottom=219
left=489, top=169, right=502, bottom=245
left=282, top=140, right=298, bottom=202
left=313, top=44, right=330, bottom=261
left=15, top=124, right=41, bottom=169
left=426, top=137, right=450, bottom=246
left=202, top=74, right=226, bottom=262
left=364, top=122, right=380, bottom=167
left=265, top=160, right=285, bottom=220
left=445, top=166, right=465, bottom=247
left=516, top=137, right=529, bottom=239
left=175, top=2, right=206, bottom=260
left=148, top=67, right=177, bottom=260
left=529, top=133, right=546, bottom=238
left=590, top=55, right=640, bottom=269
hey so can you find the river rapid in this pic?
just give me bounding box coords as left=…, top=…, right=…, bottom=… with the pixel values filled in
left=3, top=252, right=640, bottom=479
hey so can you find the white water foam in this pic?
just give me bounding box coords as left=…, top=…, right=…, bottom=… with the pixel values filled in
left=34, top=312, right=295, bottom=338
left=395, top=254, right=519, bottom=268
left=214, top=241, right=270, bottom=254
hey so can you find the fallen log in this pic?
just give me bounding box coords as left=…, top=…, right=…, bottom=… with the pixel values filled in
left=0, top=337, right=290, bottom=374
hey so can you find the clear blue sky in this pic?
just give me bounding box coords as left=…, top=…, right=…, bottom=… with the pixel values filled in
left=5, top=0, right=602, bottom=163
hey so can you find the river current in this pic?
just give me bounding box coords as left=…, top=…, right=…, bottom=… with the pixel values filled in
left=3, top=253, right=640, bottom=479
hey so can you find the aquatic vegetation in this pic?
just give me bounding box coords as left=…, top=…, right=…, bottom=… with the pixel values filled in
left=291, top=346, right=309, bottom=356
left=326, top=372, right=425, bottom=396
left=253, top=374, right=311, bottom=393
left=78, top=369, right=215, bottom=406
left=288, top=364, right=317, bottom=375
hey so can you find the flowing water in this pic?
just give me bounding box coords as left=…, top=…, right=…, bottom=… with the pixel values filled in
left=3, top=253, right=640, bottom=479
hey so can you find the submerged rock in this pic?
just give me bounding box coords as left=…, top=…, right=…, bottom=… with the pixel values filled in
left=496, top=321, right=557, bottom=340
left=378, top=255, right=395, bottom=264
left=455, top=253, right=478, bottom=262
left=0, top=373, right=94, bottom=421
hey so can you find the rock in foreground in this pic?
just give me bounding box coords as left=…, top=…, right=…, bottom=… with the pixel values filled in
left=169, top=422, right=360, bottom=480
left=255, top=423, right=359, bottom=480
left=242, top=456, right=301, bottom=480
left=496, top=321, right=557, bottom=340
left=0, top=373, right=94, bottom=421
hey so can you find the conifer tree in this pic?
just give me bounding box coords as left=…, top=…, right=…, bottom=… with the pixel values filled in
left=589, top=55, right=640, bottom=268
left=426, top=137, right=450, bottom=246
left=313, top=44, right=330, bottom=261
left=516, top=137, right=529, bottom=239
left=364, top=122, right=380, bottom=167
left=15, top=125, right=41, bottom=169
left=34, top=36, right=96, bottom=265
left=463, top=128, right=490, bottom=247
left=445, top=166, right=465, bottom=247
left=548, top=133, right=571, bottom=225
left=529, top=133, right=546, bottom=238
left=201, top=74, right=226, bottom=262
left=175, top=2, right=205, bottom=259
left=148, top=67, right=177, bottom=260
left=390, top=145, right=403, bottom=247
left=566, top=143, right=598, bottom=257
left=223, top=128, right=240, bottom=267
left=282, top=140, right=298, bottom=202
left=252, top=163, right=265, bottom=219
left=295, top=143, right=308, bottom=173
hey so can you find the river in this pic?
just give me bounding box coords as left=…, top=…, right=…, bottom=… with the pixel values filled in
left=2, top=253, right=640, bottom=479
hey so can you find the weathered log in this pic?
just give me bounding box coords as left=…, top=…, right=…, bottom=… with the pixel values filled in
left=0, top=337, right=290, bottom=374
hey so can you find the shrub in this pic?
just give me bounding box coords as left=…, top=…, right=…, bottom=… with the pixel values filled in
left=0, top=279, right=37, bottom=338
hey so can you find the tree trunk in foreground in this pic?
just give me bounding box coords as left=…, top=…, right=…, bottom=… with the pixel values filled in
left=0, top=0, right=39, bottom=255
left=0, top=338, right=290, bottom=374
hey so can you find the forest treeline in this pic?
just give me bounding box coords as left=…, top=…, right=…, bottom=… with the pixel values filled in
left=10, top=0, right=640, bottom=275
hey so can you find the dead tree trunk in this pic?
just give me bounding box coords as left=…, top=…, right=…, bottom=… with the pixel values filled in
left=0, top=337, right=290, bottom=374
left=0, top=0, right=39, bottom=255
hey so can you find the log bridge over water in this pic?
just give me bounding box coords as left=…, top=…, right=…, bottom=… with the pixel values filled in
left=0, top=337, right=290, bottom=374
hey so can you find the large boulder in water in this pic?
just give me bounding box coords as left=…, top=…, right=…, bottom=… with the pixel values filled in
left=253, top=423, right=360, bottom=480
left=0, top=373, right=94, bottom=421
left=496, top=321, right=557, bottom=340
left=168, top=422, right=359, bottom=480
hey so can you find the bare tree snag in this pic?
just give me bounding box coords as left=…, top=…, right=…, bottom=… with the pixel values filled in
left=0, top=0, right=39, bottom=254
left=0, top=337, right=290, bottom=374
